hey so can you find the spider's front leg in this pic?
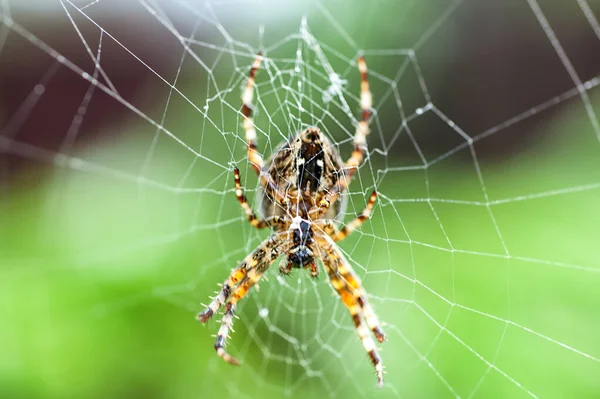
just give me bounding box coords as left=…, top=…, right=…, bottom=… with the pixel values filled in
left=241, top=53, right=264, bottom=174
left=198, top=234, right=286, bottom=365
left=240, top=53, right=290, bottom=207
left=311, top=56, right=374, bottom=217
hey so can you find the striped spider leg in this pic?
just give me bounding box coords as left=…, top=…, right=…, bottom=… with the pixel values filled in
left=240, top=52, right=289, bottom=208
left=197, top=234, right=290, bottom=365
left=320, top=190, right=378, bottom=242
left=314, top=55, right=374, bottom=214
left=314, top=231, right=386, bottom=387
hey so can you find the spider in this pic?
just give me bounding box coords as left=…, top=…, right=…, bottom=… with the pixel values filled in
left=197, top=53, right=386, bottom=386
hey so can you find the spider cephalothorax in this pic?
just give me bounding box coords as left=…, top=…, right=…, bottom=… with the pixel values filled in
left=197, top=54, right=387, bottom=386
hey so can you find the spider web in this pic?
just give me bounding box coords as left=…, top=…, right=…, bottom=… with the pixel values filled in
left=1, top=1, right=600, bottom=398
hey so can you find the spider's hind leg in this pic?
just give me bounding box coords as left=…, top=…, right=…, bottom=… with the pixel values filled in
left=199, top=235, right=285, bottom=365
left=326, top=265, right=384, bottom=387
left=316, top=235, right=386, bottom=387
left=197, top=235, right=280, bottom=322
left=214, top=273, right=257, bottom=365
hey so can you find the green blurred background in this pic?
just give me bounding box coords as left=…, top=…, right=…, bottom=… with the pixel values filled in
left=1, top=1, right=600, bottom=398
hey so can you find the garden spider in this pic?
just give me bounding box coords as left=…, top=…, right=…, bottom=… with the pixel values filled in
left=197, top=53, right=386, bottom=386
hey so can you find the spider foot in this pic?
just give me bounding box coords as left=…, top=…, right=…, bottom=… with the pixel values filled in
left=214, top=342, right=241, bottom=366
left=196, top=308, right=214, bottom=323
left=374, top=328, right=387, bottom=343
left=376, top=367, right=384, bottom=388
left=367, top=349, right=384, bottom=388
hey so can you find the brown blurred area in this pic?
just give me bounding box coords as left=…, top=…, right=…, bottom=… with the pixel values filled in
left=0, top=5, right=189, bottom=189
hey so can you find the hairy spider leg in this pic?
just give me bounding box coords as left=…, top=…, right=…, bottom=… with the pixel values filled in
left=197, top=235, right=281, bottom=323
left=214, top=272, right=258, bottom=365
left=312, top=56, right=373, bottom=218
left=213, top=236, right=286, bottom=365
left=351, top=55, right=373, bottom=170
left=324, top=236, right=386, bottom=343
left=241, top=53, right=290, bottom=208
left=234, top=167, right=284, bottom=229
left=318, top=191, right=377, bottom=242
left=241, top=53, right=263, bottom=173
left=317, top=237, right=385, bottom=387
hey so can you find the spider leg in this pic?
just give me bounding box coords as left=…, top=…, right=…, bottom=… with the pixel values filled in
left=333, top=250, right=386, bottom=343
left=197, top=235, right=281, bottom=323
left=234, top=167, right=284, bottom=229
left=316, top=235, right=385, bottom=387
left=318, top=191, right=377, bottom=242
left=311, top=56, right=373, bottom=218
left=213, top=235, right=287, bottom=365
left=240, top=53, right=291, bottom=208
left=241, top=53, right=264, bottom=174
left=214, top=269, right=262, bottom=365
left=346, top=55, right=373, bottom=175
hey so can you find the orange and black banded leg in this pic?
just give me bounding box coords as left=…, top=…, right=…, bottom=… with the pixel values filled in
left=343, top=55, right=373, bottom=178
left=318, top=235, right=386, bottom=342
left=213, top=245, right=284, bottom=365
left=319, top=243, right=384, bottom=387
left=233, top=168, right=284, bottom=229
left=213, top=274, right=257, bottom=365
left=331, top=191, right=377, bottom=242
left=196, top=235, right=281, bottom=323
left=329, top=242, right=386, bottom=344
left=350, top=55, right=373, bottom=169
left=313, top=56, right=373, bottom=218
left=241, top=53, right=264, bottom=174
left=240, top=53, right=290, bottom=208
